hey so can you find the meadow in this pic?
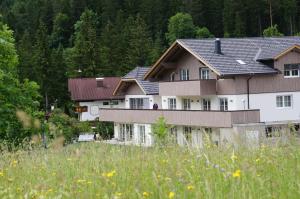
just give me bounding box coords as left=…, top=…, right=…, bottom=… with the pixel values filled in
left=0, top=142, right=300, bottom=199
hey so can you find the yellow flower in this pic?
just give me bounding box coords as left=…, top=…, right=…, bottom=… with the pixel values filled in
left=143, top=192, right=150, bottom=197
left=187, top=185, right=194, bottom=191
left=77, top=179, right=86, bottom=183
left=232, top=169, right=241, bottom=178
left=0, top=171, right=4, bottom=177
left=255, top=158, right=260, bottom=162
left=115, top=192, right=122, bottom=196
left=168, top=191, right=175, bottom=199
left=47, top=189, right=53, bottom=193
left=11, top=160, right=18, bottom=167
left=106, top=170, right=116, bottom=178
left=231, top=151, right=238, bottom=162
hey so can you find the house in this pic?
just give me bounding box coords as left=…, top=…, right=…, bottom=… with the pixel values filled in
left=68, top=77, right=125, bottom=121
left=99, top=37, right=300, bottom=147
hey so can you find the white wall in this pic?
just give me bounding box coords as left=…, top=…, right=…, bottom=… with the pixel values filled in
left=79, top=100, right=125, bottom=121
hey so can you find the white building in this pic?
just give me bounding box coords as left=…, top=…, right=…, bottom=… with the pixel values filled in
left=99, top=37, right=300, bottom=147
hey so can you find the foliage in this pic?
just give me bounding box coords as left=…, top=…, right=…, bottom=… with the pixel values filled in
left=196, top=27, right=214, bottom=38
left=263, top=25, right=284, bottom=37
left=0, top=143, right=300, bottom=198
left=48, top=109, right=92, bottom=143
left=0, top=22, right=41, bottom=146
left=165, top=12, right=196, bottom=44
left=95, top=122, right=114, bottom=139
left=152, top=116, right=169, bottom=145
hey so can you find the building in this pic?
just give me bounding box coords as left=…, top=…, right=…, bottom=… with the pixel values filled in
left=68, top=77, right=125, bottom=121
left=99, top=37, right=300, bottom=147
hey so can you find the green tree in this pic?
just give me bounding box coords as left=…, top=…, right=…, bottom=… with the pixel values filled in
left=165, top=12, right=196, bottom=45
left=152, top=116, right=169, bottom=146
left=263, top=24, right=284, bottom=37
left=196, top=27, right=214, bottom=38
left=72, top=9, right=100, bottom=77
left=0, top=22, right=41, bottom=145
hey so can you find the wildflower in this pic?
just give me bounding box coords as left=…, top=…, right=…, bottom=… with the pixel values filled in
left=11, top=160, right=18, bottom=167
left=52, top=172, right=56, bottom=176
left=103, top=170, right=116, bottom=178
left=77, top=179, right=86, bottom=183
left=115, top=192, right=122, bottom=197
left=47, top=189, right=53, bottom=193
left=232, top=169, right=241, bottom=178
left=168, top=191, right=175, bottom=199
left=231, top=151, right=238, bottom=162
left=143, top=192, right=150, bottom=197
left=255, top=158, right=260, bottom=162
left=0, top=171, right=4, bottom=177
left=187, top=185, right=194, bottom=191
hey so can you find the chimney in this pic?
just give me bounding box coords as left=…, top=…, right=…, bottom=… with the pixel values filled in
left=214, top=38, right=222, bottom=55
left=96, top=77, right=104, bottom=87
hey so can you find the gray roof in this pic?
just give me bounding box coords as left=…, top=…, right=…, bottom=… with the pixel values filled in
left=178, top=37, right=300, bottom=75
left=123, top=67, right=159, bottom=95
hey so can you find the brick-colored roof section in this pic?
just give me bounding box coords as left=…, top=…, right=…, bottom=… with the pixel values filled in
left=68, top=77, right=124, bottom=101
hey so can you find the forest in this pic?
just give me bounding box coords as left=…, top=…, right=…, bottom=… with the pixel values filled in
left=0, top=0, right=299, bottom=144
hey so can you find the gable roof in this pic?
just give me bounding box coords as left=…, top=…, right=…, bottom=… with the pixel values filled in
left=145, top=37, right=300, bottom=78
left=68, top=77, right=124, bottom=101
left=114, top=67, right=159, bottom=95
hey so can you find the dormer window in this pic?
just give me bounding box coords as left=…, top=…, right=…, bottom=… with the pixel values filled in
left=200, top=68, right=210, bottom=79
left=284, top=64, right=300, bottom=78
left=180, top=69, right=189, bottom=81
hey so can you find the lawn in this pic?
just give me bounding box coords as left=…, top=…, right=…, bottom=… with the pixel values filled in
left=0, top=142, right=300, bottom=198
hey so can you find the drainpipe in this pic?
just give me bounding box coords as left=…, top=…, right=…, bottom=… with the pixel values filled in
left=246, top=75, right=254, bottom=109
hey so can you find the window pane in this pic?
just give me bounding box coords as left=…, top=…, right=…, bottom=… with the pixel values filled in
left=276, top=96, right=283, bottom=107
left=284, top=96, right=291, bottom=107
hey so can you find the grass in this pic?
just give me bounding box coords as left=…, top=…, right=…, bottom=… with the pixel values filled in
left=0, top=142, right=300, bottom=198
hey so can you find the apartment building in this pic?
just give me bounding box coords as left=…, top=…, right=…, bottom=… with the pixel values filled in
left=99, top=37, right=300, bottom=147
left=68, top=77, right=124, bottom=121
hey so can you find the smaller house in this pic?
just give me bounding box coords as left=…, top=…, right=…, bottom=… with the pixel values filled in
left=68, top=77, right=125, bottom=121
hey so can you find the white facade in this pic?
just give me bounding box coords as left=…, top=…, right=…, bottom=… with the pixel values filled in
left=79, top=100, right=125, bottom=121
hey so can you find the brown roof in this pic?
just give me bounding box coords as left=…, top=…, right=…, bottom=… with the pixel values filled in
left=68, top=77, right=124, bottom=101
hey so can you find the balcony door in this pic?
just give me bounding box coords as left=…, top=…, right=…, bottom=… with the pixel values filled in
left=182, top=99, right=191, bottom=110
left=137, top=125, right=146, bottom=144
left=219, top=98, right=228, bottom=111
left=119, top=124, right=133, bottom=142
left=129, top=98, right=150, bottom=109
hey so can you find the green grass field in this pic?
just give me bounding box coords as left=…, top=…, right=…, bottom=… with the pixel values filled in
left=0, top=142, right=300, bottom=199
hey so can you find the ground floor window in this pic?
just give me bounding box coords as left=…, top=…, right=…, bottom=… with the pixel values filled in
left=170, top=127, right=178, bottom=143
left=168, top=98, right=177, bottom=110
left=119, top=124, right=133, bottom=141
left=138, top=125, right=146, bottom=144
left=202, top=99, right=211, bottom=111
left=183, top=126, right=192, bottom=144
left=182, top=99, right=191, bottom=110
left=219, top=98, right=228, bottom=111
left=265, top=126, right=282, bottom=138
left=276, top=95, right=292, bottom=108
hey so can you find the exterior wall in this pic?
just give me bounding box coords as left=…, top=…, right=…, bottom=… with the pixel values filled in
left=79, top=100, right=124, bottom=121
left=160, top=53, right=217, bottom=81
left=126, top=83, right=145, bottom=95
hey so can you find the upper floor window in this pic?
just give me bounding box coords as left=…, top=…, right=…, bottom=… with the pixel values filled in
left=219, top=98, right=228, bottom=111
left=180, top=69, right=189, bottom=81
left=284, top=64, right=300, bottom=78
left=202, top=99, right=211, bottom=111
left=168, top=98, right=176, bottom=110
left=130, top=98, right=149, bottom=109
left=200, top=68, right=210, bottom=79
left=182, top=99, right=191, bottom=110
left=170, top=72, right=175, bottom=82
left=276, top=95, right=292, bottom=108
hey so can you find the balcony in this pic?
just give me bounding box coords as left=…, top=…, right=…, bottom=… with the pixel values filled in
left=99, top=109, right=260, bottom=128
left=159, top=80, right=216, bottom=96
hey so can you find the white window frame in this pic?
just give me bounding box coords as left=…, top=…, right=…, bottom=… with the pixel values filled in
left=119, top=124, right=133, bottom=142
left=202, top=99, right=211, bottom=111
left=284, top=64, right=300, bottom=78
left=168, top=98, right=176, bottom=110
left=276, top=95, right=292, bottom=108
left=180, top=69, right=189, bottom=81
left=170, top=72, right=175, bottom=82
left=183, top=126, right=192, bottom=144
left=182, top=99, right=191, bottom=110
left=219, top=98, right=228, bottom=111
left=200, top=68, right=210, bottom=80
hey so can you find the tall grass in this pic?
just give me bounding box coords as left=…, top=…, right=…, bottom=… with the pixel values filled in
left=0, top=142, right=300, bottom=198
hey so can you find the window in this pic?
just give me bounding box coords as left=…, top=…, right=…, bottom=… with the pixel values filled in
left=103, top=101, right=109, bottom=106
left=265, top=126, right=282, bottom=138
left=183, top=127, right=192, bottom=144
left=119, top=124, right=133, bottom=141
left=90, top=105, right=99, bottom=116
left=168, top=98, right=176, bottom=110
left=183, top=99, right=191, bottom=110
left=111, top=100, right=119, bottom=105
left=202, top=99, right=211, bottom=111
left=170, top=127, right=178, bottom=143
left=130, top=98, right=150, bottom=109
left=180, top=69, right=189, bottom=81
left=290, top=124, right=300, bottom=137
left=276, top=95, right=292, bottom=108
left=219, top=98, right=228, bottom=111
left=284, top=64, right=300, bottom=78
left=200, top=68, right=210, bottom=79
left=170, top=72, right=175, bottom=82
left=138, top=125, right=146, bottom=144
